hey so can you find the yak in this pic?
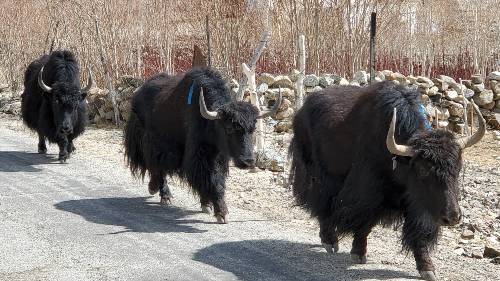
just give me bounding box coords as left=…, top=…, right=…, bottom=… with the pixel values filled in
left=289, top=81, right=485, bottom=281
left=124, top=67, right=281, bottom=223
left=21, top=50, right=93, bottom=162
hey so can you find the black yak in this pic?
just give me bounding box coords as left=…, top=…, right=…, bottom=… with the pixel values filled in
left=21, top=50, right=93, bottom=162
left=124, top=67, right=281, bottom=223
left=290, top=81, right=485, bottom=281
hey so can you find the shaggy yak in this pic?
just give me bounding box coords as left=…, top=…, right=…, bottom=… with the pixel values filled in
left=21, top=50, right=93, bottom=162
left=290, top=81, right=485, bottom=281
left=124, top=67, right=281, bottom=223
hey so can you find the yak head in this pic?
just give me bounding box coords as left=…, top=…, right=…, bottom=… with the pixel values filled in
left=387, top=105, right=485, bottom=227
left=198, top=88, right=282, bottom=169
left=38, top=66, right=93, bottom=136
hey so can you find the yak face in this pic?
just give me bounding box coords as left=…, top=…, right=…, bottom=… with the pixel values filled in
left=396, top=130, right=462, bottom=227
left=217, top=101, right=259, bottom=169
left=47, top=82, right=86, bottom=136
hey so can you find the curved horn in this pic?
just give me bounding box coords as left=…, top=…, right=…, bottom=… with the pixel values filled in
left=457, top=100, right=485, bottom=149
left=199, top=87, right=220, bottom=120
left=38, top=66, right=52, bottom=93
left=386, top=108, right=415, bottom=157
left=257, top=87, right=283, bottom=119
left=81, top=67, right=94, bottom=92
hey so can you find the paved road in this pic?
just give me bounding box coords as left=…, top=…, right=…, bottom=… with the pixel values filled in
left=0, top=124, right=422, bottom=281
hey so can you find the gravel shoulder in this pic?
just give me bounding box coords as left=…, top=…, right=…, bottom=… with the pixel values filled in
left=0, top=114, right=498, bottom=281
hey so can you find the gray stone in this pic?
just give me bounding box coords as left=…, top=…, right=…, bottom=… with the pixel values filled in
left=393, top=73, right=407, bottom=84
left=471, top=83, right=485, bottom=93
left=258, top=73, right=276, bottom=86
left=0, top=101, right=21, bottom=115
left=407, top=75, right=417, bottom=84
left=349, top=81, right=360, bottom=87
left=462, top=80, right=472, bottom=88
left=375, top=71, right=385, bottom=80
left=353, top=71, right=368, bottom=85
left=428, top=86, right=439, bottom=96
left=275, top=107, right=294, bottom=120
left=274, top=121, right=292, bottom=133
left=488, top=71, right=500, bottom=81
left=463, top=88, right=475, bottom=99
left=473, top=90, right=494, bottom=106
left=484, top=243, right=500, bottom=258
left=482, top=101, right=496, bottom=110
left=444, top=90, right=459, bottom=100
left=461, top=229, right=475, bottom=239
left=471, top=74, right=484, bottom=84
left=417, top=76, right=434, bottom=87
left=433, top=78, right=449, bottom=92
left=272, top=75, right=294, bottom=89
left=490, top=80, right=500, bottom=99
left=278, top=98, right=291, bottom=111
left=437, top=75, right=457, bottom=85
left=447, top=101, right=464, bottom=117
left=319, top=76, right=335, bottom=88
left=338, top=78, right=349, bottom=85
left=304, top=74, right=319, bottom=87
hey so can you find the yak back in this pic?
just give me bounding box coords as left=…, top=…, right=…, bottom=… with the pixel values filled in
left=132, top=67, right=231, bottom=145
left=293, top=81, right=427, bottom=177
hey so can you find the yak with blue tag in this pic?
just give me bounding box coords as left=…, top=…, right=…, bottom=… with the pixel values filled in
left=124, top=67, right=282, bottom=224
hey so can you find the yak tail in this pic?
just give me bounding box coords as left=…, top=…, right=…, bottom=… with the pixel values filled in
left=124, top=111, right=147, bottom=179
left=288, top=137, right=311, bottom=207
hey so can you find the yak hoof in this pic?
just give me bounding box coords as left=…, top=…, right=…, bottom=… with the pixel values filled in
left=148, top=185, right=159, bottom=195
left=350, top=253, right=367, bottom=264
left=58, top=154, right=68, bottom=163
left=322, top=243, right=339, bottom=254
left=215, top=214, right=227, bottom=224
left=201, top=204, right=212, bottom=214
left=419, top=271, right=437, bottom=281
left=38, top=148, right=47, bottom=154
left=160, top=196, right=172, bottom=206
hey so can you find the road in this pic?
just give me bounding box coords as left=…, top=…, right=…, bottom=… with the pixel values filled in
left=0, top=120, right=496, bottom=281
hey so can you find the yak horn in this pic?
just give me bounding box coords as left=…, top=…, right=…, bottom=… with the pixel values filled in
left=258, top=87, right=283, bottom=119
left=386, top=108, right=415, bottom=157
left=457, top=100, right=485, bottom=149
left=38, top=66, right=52, bottom=93
left=199, top=88, right=220, bottom=120
left=81, top=67, right=94, bottom=92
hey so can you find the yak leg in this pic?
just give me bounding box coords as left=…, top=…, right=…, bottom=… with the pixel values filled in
left=414, top=247, right=437, bottom=281
left=37, top=132, right=47, bottom=154
left=67, top=138, right=76, bottom=154
left=319, top=216, right=339, bottom=254
left=211, top=183, right=227, bottom=224
left=350, top=224, right=375, bottom=264
left=200, top=198, right=212, bottom=214
left=149, top=171, right=173, bottom=205
left=159, top=177, right=173, bottom=205
left=57, top=137, right=69, bottom=162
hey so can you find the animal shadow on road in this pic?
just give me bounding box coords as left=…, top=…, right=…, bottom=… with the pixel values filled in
left=194, top=239, right=420, bottom=281
left=54, top=196, right=208, bottom=234
left=0, top=151, right=59, bottom=172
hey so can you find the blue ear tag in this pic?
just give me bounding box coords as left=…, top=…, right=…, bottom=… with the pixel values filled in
left=419, top=104, right=432, bottom=130
left=187, top=83, right=195, bottom=105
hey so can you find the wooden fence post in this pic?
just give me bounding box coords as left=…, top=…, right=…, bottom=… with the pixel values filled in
left=369, top=12, right=377, bottom=84
left=296, top=35, right=306, bottom=109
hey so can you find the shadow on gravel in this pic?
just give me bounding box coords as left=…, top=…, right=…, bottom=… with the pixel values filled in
left=0, top=151, right=58, bottom=172
left=194, top=239, right=419, bottom=281
left=54, top=196, right=207, bottom=234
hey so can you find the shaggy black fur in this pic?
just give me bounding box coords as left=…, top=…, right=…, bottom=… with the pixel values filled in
left=290, top=81, right=463, bottom=273
left=21, top=50, right=88, bottom=161
left=124, top=67, right=259, bottom=221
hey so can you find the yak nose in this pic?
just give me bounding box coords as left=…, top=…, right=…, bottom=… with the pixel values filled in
left=441, top=209, right=462, bottom=226
left=61, top=124, right=72, bottom=133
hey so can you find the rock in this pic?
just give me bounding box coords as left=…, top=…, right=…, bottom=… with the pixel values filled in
left=319, top=76, right=335, bottom=88
left=438, top=120, right=449, bottom=128
left=0, top=101, right=21, bottom=115
left=272, top=75, right=294, bottom=89
left=430, top=93, right=443, bottom=103
left=349, top=81, right=360, bottom=87
left=258, top=73, right=276, bottom=86
left=256, top=83, right=269, bottom=94
left=437, top=75, right=457, bottom=85
left=428, top=86, right=439, bottom=96
left=473, top=90, right=494, bottom=106
left=374, top=77, right=383, bottom=83
left=289, top=69, right=300, bottom=82
left=462, top=80, right=472, bottom=89
left=472, top=247, right=484, bottom=259
left=304, top=74, right=319, bottom=87
left=278, top=98, right=292, bottom=111
left=421, top=94, right=430, bottom=104
left=461, top=229, right=475, bottom=239
left=383, top=70, right=395, bottom=80
left=489, top=71, right=500, bottom=81
left=265, top=88, right=295, bottom=101
left=407, top=75, right=417, bottom=84
left=435, top=106, right=450, bottom=119
left=484, top=243, right=500, bottom=258
left=471, top=74, right=484, bottom=84
left=447, top=101, right=465, bottom=117
left=275, top=107, right=294, bottom=120
left=375, top=71, right=385, bottom=80
left=119, top=75, right=143, bottom=88
left=393, top=73, right=407, bottom=84
left=492, top=257, right=500, bottom=264
left=274, top=121, right=292, bottom=133
left=255, top=148, right=285, bottom=172
left=451, top=123, right=466, bottom=134
left=463, top=88, right=475, bottom=99
left=444, top=90, right=458, bottom=100
left=353, top=71, right=368, bottom=85
left=490, top=80, right=500, bottom=99
left=433, top=78, right=449, bottom=92
left=471, top=83, right=485, bottom=93
left=417, top=76, right=434, bottom=87
left=338, top=78, right=349, bottom=85
left=453, top=247, right=465, bottom=256
left=482, top=101, right=496, bottom=110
